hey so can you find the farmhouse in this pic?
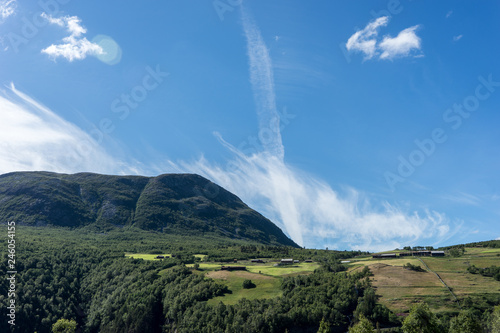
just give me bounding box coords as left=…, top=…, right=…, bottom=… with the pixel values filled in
left=431, top=251, right=445, bottom=257
left=281, top=259, right=294, bottom=265
left=155, top=255, right=164, bottom=259
left=221, top=266, right=246, bottom=271
left=304, top=260, right=313, bottom=263
left=294, top=260, right=300, bottom=264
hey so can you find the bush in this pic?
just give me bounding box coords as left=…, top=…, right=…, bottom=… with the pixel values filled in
left=403, top=263, right=425, bottom=272
left=242, top=279, right=256, bottom=289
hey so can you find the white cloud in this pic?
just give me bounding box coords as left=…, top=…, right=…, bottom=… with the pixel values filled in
left=379, top=25, right=422, bottom=60
left=346, top=17, right=422, bottom=61
left=41, top=13, right=103, bottom=61
left=0, top=83, right=136, bottom=175
left=241, top=11, right=284, bottom=160
left=446, top=10, right=453, bottom=18
left=453, top=34, right=463, bottom=42
left=0, top=0, right=16, bottom=21
left=346, top=16, right=389, bottom=60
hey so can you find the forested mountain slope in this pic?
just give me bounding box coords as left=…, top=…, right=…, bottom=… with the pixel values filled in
left=0, top=171, right=297, bottom=247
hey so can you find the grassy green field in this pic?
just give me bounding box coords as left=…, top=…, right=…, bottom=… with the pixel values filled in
left=206, top=270, right=283, bottom=305
left=184, top=261, right=320, bottom=305
left=125, top=253, right=172, bottom=260
left=345, top=248, right=500, bottom=314
left=186, top=261, right=320, bottom=277
left=245, top=262, right=320, bottom=277
left=125, top=253, right=208, bottom=260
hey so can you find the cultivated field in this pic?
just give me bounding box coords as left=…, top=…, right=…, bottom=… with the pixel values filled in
left=344, top=248, right=500, bottom=314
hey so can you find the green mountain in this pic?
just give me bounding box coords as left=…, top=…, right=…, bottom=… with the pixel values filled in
left=0, top=171, right=298, bottom=247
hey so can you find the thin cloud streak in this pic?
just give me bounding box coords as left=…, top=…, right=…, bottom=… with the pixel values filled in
left=441, top=192, right=480, bottom=206
left=0, top=84, right=136, bottom=175
left=241, top=9, right=284, bottom=160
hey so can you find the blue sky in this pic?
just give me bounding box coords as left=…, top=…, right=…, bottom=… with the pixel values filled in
left=0, top=0, right=499, bottom=251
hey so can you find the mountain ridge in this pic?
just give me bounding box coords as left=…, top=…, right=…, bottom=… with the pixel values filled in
left=0, top=171, right=298, bottom=247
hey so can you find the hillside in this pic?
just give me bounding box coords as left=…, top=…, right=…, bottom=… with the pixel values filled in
left=344, top=246, right=500, bottom=315
left=0, top=171, right=298, bottom=247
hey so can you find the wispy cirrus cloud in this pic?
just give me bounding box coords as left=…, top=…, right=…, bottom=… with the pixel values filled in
left=0, top=83, right=137, bottom=175
left=241, top=10, right=284, bottom=160
left=346, top=16, right=422, bottom=61
left=41, top=13, right=104, bottom=61
left=453, top=34, right=463, bottom=42
left=169, top=147, right=457, bottom=251
left=441, top=192, right=480, bottom=206
left=0, top=0, right=16, bottom=22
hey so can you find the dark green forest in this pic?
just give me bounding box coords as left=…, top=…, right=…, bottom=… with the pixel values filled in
left=0, top=226, right=383, bottom=333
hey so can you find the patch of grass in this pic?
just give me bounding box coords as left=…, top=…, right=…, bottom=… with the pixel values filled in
left=125, top=253, right=171, bottom=260
left=357, top=258, right=423, bottom=267
left=185, top=263, right=222, bottom=271
left=206, top=270, right=282, bottom=305
left=194, top=254, right=208, bottom=260
left=245, top=262, right=320, bottom=277
left=186, top=262, right=320, bottom=277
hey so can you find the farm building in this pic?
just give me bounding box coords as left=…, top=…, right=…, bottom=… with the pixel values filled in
left=281, top=259, right=294, bottom=265
left=294, top=260, right=300, bottom=264
left=431, top=251, right=445, bottom=257
left=413, top=251, right=431, bottom=256
left=155, top=255, right=165, bottom=259
left=221, top=266, right=246, bottom=271
left=304, top=260, right=313, bottom=263
left=399, top=252, right=412, bottom=257
left=251, top=259, right=264, bottom=263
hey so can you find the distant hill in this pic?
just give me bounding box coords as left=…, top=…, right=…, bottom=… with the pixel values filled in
left=0, top=171, right=298, bottom=247
left=439, top=239, right=500, bottom=249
